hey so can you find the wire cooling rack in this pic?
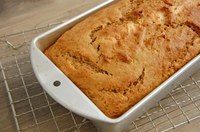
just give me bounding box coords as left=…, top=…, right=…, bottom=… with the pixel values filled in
left=0, top=22, right=200, bottom=132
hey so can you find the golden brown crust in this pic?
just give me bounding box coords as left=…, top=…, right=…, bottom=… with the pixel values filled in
left=45, top=0, right=200, bottom=118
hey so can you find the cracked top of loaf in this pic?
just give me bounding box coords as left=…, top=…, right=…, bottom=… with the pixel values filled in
left=45, top=0, right=200, bottom=118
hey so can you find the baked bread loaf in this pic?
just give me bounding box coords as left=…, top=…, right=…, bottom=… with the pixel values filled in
left=45, top=0, right=200, bottom=118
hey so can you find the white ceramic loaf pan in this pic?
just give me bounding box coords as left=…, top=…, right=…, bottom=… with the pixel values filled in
left=31, top=0, right=200, bottom=131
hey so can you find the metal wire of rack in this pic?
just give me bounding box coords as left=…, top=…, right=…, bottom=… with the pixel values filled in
left=0, top=22, right=200, bottom=132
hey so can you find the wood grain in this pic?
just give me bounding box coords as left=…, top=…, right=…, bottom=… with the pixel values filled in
left=0, top=82, right=16, bottom=132
left=0, top=0, right=106, bottom=131
left=0, top=0, right=106, bottom=36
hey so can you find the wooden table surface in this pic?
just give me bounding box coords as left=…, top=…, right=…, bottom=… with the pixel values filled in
left=0, top=1, right=106, bottom=131
left=0, top=0, right=200, bottom=132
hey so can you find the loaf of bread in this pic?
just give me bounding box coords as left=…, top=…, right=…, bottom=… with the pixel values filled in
left=45, top=0, right=200, bottom=118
